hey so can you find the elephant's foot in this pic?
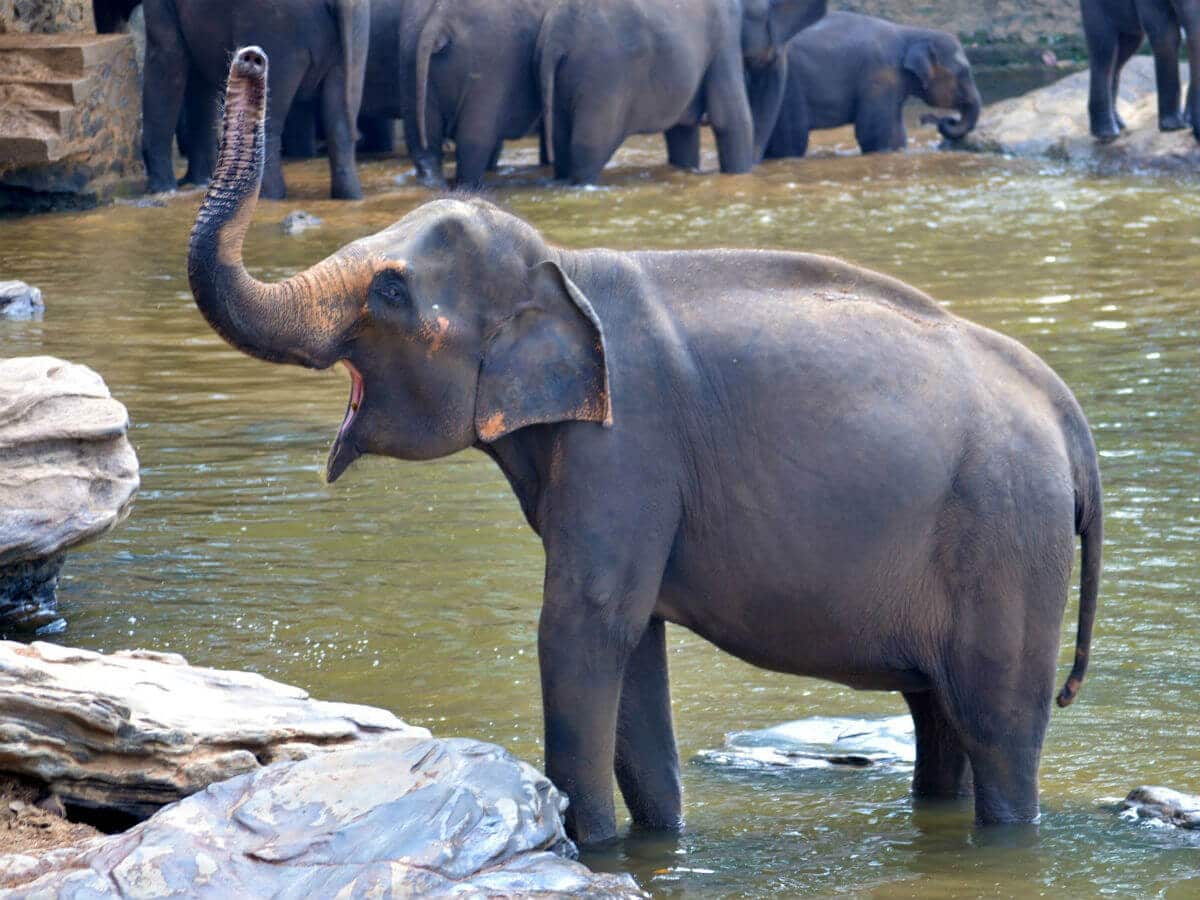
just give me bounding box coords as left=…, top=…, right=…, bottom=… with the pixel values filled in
left=1091, top=126, right=1121, bottom=144
left=330, top=179, right=363, bottom=201
left=1159, top=112, right=1189, bottom=132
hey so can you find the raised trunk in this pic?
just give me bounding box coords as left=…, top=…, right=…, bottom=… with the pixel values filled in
left=937, top=87, right=981, bottom=141
left=187, top=47, right=369, bottom=369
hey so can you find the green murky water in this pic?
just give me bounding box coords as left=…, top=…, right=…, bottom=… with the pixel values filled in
left=1, top=130, right=1198, bottom=897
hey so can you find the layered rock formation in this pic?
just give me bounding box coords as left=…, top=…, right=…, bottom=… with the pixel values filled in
left=0, top=15, right=142, bottom=212
left=0, top=641, right=427, bottom=818
left=0, top=357, right=139, bottom=631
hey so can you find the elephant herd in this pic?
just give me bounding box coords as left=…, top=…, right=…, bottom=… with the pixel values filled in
left=139, top=0, right=986, bottom=198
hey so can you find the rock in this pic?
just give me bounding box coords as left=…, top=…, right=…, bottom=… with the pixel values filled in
left=0, top=735, right=646, bottom=898
left=0, top=281, right=44, bottom=320
left=281, top=209, right=322, bottom=234
left=1118, top=786, right=1200, bottom=829
left=695, top=715, right=914, bottom=771
left=0, top=640, right=430, bottom=819
left=967, top=58, right=1200, bottom=173
left=0, top=357, right=139, bottom=631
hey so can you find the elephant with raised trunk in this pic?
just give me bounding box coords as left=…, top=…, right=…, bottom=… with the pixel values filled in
left=766, top=12, right=982, bottom=159
left=192, top=47, right=1104, bottom=846
left=143, top=0, right=369, bottom=199
left=1080, top=0, right=1200, bottom=142
left=537, top=0, right=827, bottom=184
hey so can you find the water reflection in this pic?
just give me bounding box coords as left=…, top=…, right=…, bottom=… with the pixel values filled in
left=0, top=135, right=1197, bottom=896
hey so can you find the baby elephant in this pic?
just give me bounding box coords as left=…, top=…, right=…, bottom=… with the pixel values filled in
left=765, top=12, right=982, bottom=158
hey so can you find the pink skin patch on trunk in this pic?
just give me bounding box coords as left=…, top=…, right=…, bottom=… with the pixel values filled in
left=338, top=360, right=365, bottom=442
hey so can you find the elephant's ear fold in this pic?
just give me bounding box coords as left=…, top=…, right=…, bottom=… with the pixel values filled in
left=474, top=260, right=612, bottom=443
left=903, top=40, right=936, bottom=89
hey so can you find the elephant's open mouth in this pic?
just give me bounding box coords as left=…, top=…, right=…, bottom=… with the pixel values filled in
left=337, top=359, right=365, bottom=442
left=326, top=360, right=364, bottom=484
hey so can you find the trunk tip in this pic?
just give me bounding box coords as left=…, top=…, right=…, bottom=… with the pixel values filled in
left=233, top=46, right=268, bottom=81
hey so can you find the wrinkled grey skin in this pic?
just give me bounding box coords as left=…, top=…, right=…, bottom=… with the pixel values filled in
left=537, top=0, right=826, bottom=184
left=142, top=0, right=369, bottom=199
left=1081, top=0, right=1200, bottom=141
left=766, top=12, right=982, bottom=158
left=192, top=49, right=1103, bottom=847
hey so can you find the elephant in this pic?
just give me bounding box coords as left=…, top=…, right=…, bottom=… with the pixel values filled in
left=405, top=0, right=555, bottom=187
left=537, top=0, right=827, bottom=184
left=142, top=0, right=370, bottom=199
left=1080, top=0, right=1200, bottom=142
left=765, top=12, right=982, bottom=159
left=191, top=48, right=1104, bottom=846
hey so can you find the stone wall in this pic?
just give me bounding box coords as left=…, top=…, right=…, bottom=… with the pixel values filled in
left=839, top=0, right=1081, bottom=48
left=0, top=0, right=96, bottom=34
left=0, top=1, right=142, bottom=212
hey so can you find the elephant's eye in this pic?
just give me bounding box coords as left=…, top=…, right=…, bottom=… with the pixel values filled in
left=372, top=270, right=411, bottom=308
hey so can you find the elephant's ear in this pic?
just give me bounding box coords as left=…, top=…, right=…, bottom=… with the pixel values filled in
left=903, top=40, right=936, bottom=90
left=769, top=0, right=826, bottom=46
left=475, top=260, right=612, bottom=443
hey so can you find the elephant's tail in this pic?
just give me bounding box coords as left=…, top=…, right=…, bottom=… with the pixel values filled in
left=1057, top=437, right=1103, bottom=708
left=415, top=0, right=448, bottom=151
left=335, top=0, right=370, bottom=139
left=536, top=13, right=566, bottom=166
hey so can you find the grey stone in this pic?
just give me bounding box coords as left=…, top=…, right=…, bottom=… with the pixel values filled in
left=281, top=209, right=322, bottom=234
left=1119, top=786, right=1200, bottom=829
left=0, top=282, right=44, bottom=320
left=967, top=58, right=1200, bottom=173
left=695, top=715, right=914, bottom=771
left=0, top=734, right=645, bottom=898
left=0, top=640, right=430, bottom=819
left=0, top=357, right=139, bottom=630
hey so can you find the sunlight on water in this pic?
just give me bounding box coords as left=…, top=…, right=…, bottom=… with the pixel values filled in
left=1, top=135, right=1197, bottom=896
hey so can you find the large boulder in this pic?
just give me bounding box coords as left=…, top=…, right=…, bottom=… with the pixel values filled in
left=0, top=641, right=429, bottom=820
left=0, top=734, right=645, bottom=898
left=0, top=357, right=139, bottom=632
left=968, top=58, right=1200, bottom=173
left=1119, top=786, right=1200, bottom=829
left=695, top=715, right=914, bottom=771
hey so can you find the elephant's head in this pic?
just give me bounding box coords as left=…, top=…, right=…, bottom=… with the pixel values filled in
left=188, top=48, right=611, bottom=482
left=904, top=34, right=982, bottom=141
left=740, top=0, right=827, bottom=67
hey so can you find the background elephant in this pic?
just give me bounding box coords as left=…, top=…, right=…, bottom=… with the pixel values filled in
left=142, top=0, right=369, bottom=199
left=537, top=0, right=826, bottom=184
left=406, top=0, right=554, bottom=188
left=765, top=12, right=982, bottom=159
left=191, top=48, right=1103, bottom=846
left=1080, top=0, right=1200, bottom=141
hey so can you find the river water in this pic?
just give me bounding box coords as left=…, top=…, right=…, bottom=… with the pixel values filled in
left=1, top=124, right=1198, bottom=897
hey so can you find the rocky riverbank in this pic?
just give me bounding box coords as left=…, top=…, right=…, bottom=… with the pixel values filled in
left=967, top=57, right=1200, bottom=174
left=0, top=641, right=643, bottom=897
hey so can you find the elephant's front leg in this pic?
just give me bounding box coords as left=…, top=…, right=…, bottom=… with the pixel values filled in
left=539, top=554, right=668, bottom=844
left=615, top=616, right=682, bottom=830
left=704, top=48, right=755, bottom=173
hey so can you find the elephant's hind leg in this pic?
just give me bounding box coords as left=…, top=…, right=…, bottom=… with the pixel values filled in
left=615, top=616, right=683, bottom=830
left=903, top=690, right=972, bottom=803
